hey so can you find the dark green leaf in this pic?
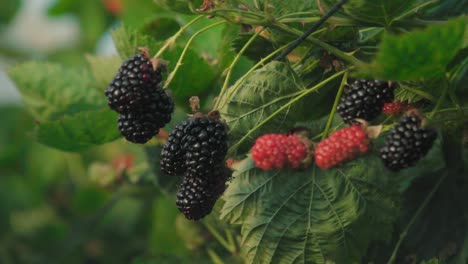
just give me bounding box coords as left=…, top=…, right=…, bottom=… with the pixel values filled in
left=218, top=61, right=308, bottom=153
left=35, top=109, right=121, bottom=152
left=221, top=156, right=397, bottom=263
left=358, top=17, right=467, bottom=80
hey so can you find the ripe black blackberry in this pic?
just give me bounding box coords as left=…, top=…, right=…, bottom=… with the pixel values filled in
left=160, top=120, right=190, bottom=176
left=380, top=114, right=437, bottom=171
left=105, top=53, right=165, bottom=114
left=182, top=116, right=228, bottom=178
left=337, top=79, right=394, bottom=124
left=176, top=164, right=231, bottom=220
left=118, top=112, right=161, bottom=144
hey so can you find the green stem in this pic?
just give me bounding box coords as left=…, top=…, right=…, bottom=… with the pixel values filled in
left=276, top=11, right=322, bottom=20
left=225, top=230, right=238, bottom=254
left=214, top=27, right=266, bottom=109
left=203, top=222, right=235, bottom=253
left=279, top=17, right=321, bottom=23
left=387, top=173, right=447, bottom=264
left=429, top=79, right=449, bottom=119
left=164, top=21, right=226, bottom=89
left=322, top=71, right=348, bottom=139
left=272, top=22, right=362, bottom=65
left=207, top=248, right=226, bottom=264
left=153, top=15, right=205, bottom=59
left=229, top=70, right=346, bottom=153
left=217, top=41, right=293, bottom=110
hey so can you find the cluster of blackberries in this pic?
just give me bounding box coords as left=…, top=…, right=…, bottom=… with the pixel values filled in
left=380, top=114, right=437, bottom=171
left=160, top=113, right=231, bottom=220
left=105, top=51, right=174, bottom=143
left=337, top=79, right=394, bottom=124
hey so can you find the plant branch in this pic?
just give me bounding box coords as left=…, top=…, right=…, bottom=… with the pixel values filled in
left=322, top=71, right=348, bottom=139
left=229, top=70, right=346, bottom=153
left=387, top=172, right=448, bottom=264
left=203, top=221, right=236, bottom=253
left=274, top=0, right=349, bottom=61
left=429, top=78, right=449, bottom=119
left=153, top=15, right=205, bottom=59
left=217, top=41, right=294, bottom=110
left=272, top=22, right=361, bottom=65
left=214, top=27, right=266, bottom=109
left=164, top=21, right=226, bottom=89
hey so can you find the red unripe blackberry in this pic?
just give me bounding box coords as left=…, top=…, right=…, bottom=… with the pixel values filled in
left=105, top=53, right=165, bottom=114
left=251, top=133, right=308, bottom=170
left=160, top=120, right=189, bottom=176
left=182, top=117, right=228, bottom=178
left=383, top=101, right=409, bottom=115
left=337, top=79, right=394, bottom=124
left=314, top=125, right=369, bottom=169
left=380, top=114, right=437, bottom=171
left=176, top=164, right=231, bottom=220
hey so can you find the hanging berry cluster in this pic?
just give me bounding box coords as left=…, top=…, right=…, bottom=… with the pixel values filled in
left=160, top=111, right=231, bottom=220
left=105, top=49, right=174, bottom=143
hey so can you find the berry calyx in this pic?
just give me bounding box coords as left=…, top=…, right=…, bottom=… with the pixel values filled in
left=314, top=125, right=369, bottom=169
left=251, top=133, right=309, bottom=170
left=380, top=114, right=437, bottom=171
left=383, top=101, right=409, bottom=115
left=337, top=79, right=394, bottom=124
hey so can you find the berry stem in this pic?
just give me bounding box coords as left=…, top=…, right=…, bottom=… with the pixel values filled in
left=387, top=172, right=447, bottom=264
left=272, top=21, right=362, bottom=65
left=203, top=221, right=237, bottom=254
left=322, top=71, right=348, bottom=139
left=229, top=70, right=347, bottom=153
left=153, top=15, right=205, bottom=59
left=429, top=78, right=449, bottom=119
left=274, top=0, right=349, bottom=61
left=207, top=248, right=226, bottom=264
left=164, top=21, right=226, bottom=89
left=214, top=27, right=267, bottom=109
left=216, top=41, right=294, bottom=110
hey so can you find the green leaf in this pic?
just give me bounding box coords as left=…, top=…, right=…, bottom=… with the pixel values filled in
left=221, top=156, right=397, bottom=263
left=7, top=62, right=104, bottom=122
left=343, top=0, right=417, bottom=26
left=35, top=109, right=121, bottom=152
left=218, top=61, right=308, bottom=153
left=85, top=55, right=122, bottom=89
left=225, top=0, right=317, bottom=16
left=359, top=17, right=467, bottom=80
left=112, top=25, right=163, bottom=59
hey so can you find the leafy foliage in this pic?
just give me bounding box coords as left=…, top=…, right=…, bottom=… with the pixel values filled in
left=219, top=61, right=307, bottom=153
left=222, top=156, right=397, bottom=263
left=359, top=17, right=467, bottom=80
left=2, top=0, right=468, bottom=263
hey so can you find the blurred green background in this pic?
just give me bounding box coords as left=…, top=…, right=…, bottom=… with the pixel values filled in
left=0, top=0, right=240, bottom=263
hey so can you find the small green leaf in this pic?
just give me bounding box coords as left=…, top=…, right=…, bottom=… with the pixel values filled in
left=86, top=55, right=122, bottom=89
left=7, top=62, right=104, bottom=122
left=221, top=156, right=397, bottom=263
left=35, top=109, right=121, bottom=152
left=111, top=25, right=163, bottom=59
left=359, top=17, right=467, bottom=80
left=219, top=61, right=308, bottom=153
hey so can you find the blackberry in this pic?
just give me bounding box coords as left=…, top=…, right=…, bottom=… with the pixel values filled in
left=380, top=114, right=437, bottom=171
left=118, top=112, right=161, bottom=144
left=176, top=164, right=231, bottom=220
left=182, top=117, right=228, bottom=178
left=160, top=121, right=190, bottom=176
left=337, top=79, right=394, bottom=124
left=105, top=53, right=164, bottom=114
